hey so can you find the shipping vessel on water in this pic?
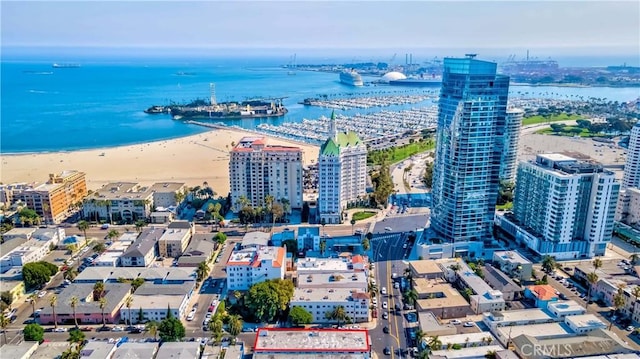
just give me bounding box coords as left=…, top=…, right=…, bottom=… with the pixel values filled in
left=52, top=63, right=81, bottom=68
left=340, top=69, right=364, bottom=86
left=145, top=98, right=287, bottom=120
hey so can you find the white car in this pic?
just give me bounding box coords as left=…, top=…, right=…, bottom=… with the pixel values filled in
left=463, top=322, right=475, bottom=327
left=450, top=319, right=462, bottom=325
left=381, top=287, right=387, bottom=295
left=382, top=302, right=388, bottom=309
left=112, top=326, right=125, bottom=332
left=38, top=291, right=47, bottom=298
left=382, top=312, right=389, bottom=320
left=384, top=227, right=392, bottom=231
left=54, top=327, right=68, bottom=332
left=186, top=312, right=196, bottom=321
left=372, top=298, right=378, bottom=306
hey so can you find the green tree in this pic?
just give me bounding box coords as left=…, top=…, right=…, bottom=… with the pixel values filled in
left=228, top=314, right=243, bottom=339
left=125, top=295, right=133, bottom=327
left=135, top=220, right=147, bottom=233
left=0, top=315, right=9, bottom=344
left=215, top=232, right=227, bottom=245
left=611, top=291, right=626, bottom=330
left=93, top=282, right=105, bottom=301
left=271, top=202, right=284, bottom=230
left=541, top=255, right=556, bottom=274
left=159, top=308, right=185, bottom=342
left=131, top=278, right=145, bottom=293
left=245, top=279, right=294, bottom=323
left=0, top=292, right=13, bottom=309
left=593, top=258, right=603, bottom=272
left=92, top=243, right=106, bottom=254
left=23, top=323, right=44, bottom=342
left=428, top=335, right=443, bottom=351
left=67, top=328, right=85, bottom=346
left=372, top=163, right=394, bottom=206
left=196, top=261, right=209, bottom=283
left=64, top=267, right=78, bottom=281
left=361, top=238, right=370, bottom=251
left=350, top=219, right=356, bottom=234
left=289, top=306, right=313, bottom=326
left=23, top=262, right=58, bottom=289
left=77, top=220, right=89, bottom=246
left=50, top=295, right=58, bottom=329
left=403, top=289, right=418, bottom=307
left=586, top=272, right=599, bottom=307
left=319, top=239, right=327, bottom=256
left=28, top=292, right=38, bottom=317
left=99, top=297, right=107, bottom=327
left=106, top=229, right=119, bottom=241
left=146, top=321, right=158, bottom=341
left=18, top=208, right=40, bottom=226
left=423, top=161, right=434, bottom=189
left=69, top=296, right=79, bottom=328
left=325, top=306, right=349, bottom=327
left=209, top=319, right=224, bottom=344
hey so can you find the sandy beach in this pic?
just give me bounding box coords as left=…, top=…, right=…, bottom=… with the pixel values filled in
left=0, top=128, right=319, bottom=195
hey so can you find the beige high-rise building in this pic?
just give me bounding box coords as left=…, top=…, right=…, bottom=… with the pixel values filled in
left=16, top=170, right=87, bottom=224
left=229, top=137, right=303, bottom=212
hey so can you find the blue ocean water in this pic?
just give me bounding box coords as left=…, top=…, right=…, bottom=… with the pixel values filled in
left=1, top=57, right=639, bottom=153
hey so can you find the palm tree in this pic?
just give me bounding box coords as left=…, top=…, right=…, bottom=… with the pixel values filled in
left=415, top=329, right=426, bottom=350
left=125, top=295, right=133, bottom=327
left=28, top=293, right=38, bottom=318
left=326, top=306, right=348, bottom=327
left=0, top=315, right=9, bottom=345
left=586, top=272, right=599, bottom=307
left=592, top=258, right=603, bottom=273
left=237, top=195, right=250, bottom=212
left=319, top=239, right=327, bottom=257
left=70, top=296, right=79, bottom=328
left=77, top=220, right=89, bottom=246
left=611, top=291, right=625, bottom=330
left=541, top=255, right=556, bottom=274
left=134, top=220, right=146, bottom=233
left=107, top=229, right=119, bottom=241
left=50, top=295, right=58, bottom=329
left=228, top=314, right=243, bottom=341
left=350, top=218, right=356, bottom=234
left=196, top=261, right=209, bottom=283
left=428, top=335, right=443, bottom=351
left=403, top=289, right=418, bottom=307
left=93, top=282, right=105, bottom=301
left=99, top=297, right=108, bottom=327
left=146, top=321, right=158, bottom=341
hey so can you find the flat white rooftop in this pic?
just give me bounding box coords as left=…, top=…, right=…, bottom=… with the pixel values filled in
left=431, top=345, right=505, bottom=358
left=438, top=332, right=498, bottom=345
left=496, top=323, right=569, bottom=340
left=254, top=328, right=370, bottom=353
left=547, top=300, right=586, bottom=314
left=292, top=287, right=369, bottom=302
left=296, top=258, right=350, bottom=273
left=538, top=153, right=577, bottom=162
left=565, top=314, right=606, bottom=328
left=486, top=308, right=553, bottom=323
left=493, top=251, right=532, bottom=265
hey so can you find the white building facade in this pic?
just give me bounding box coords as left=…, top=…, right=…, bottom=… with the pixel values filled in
left=229, top=137, right=303, bottom=212
left=290, top=288, right=370, bottom=323
left=226, top=246, right=286, bottom=291
left=623, top=123, right=640, bottom=189
left=510, top=154, right=619, bottom=259
left=318, top=112, right=367, bottom=224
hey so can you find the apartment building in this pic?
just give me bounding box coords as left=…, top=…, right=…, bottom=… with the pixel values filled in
left=158, top=228, right=191, bottom=258
left=616, top=187, right=640, bottom=227
left=229, top=136, right=303, bottom=212
left=14, top=171, right=87, bottom=224
left=149, top=182, right=186, bottom=209
left=0, top=228, right=64, bottom=269
left=492, top=251, right=533, bottom=281
left=439, top=259, right=506, bottom=314
left=253, top=328, right=371, bottom=359
left=290, top=287, right=370, bottom=323
left=226, top=246, right=286, bottom=291
left=83, top=182, right=153, bottom=223
left=318, top=112, right=367, bottom=224
left=623, top=123, right=640, bottom=188
left=508, top=153, right=619, bottom=259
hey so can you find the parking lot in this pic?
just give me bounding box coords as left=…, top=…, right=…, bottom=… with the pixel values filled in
left=372, top=213, right=429, bottom=234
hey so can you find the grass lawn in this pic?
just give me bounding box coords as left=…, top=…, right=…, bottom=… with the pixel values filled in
left=534, top=125, right=601, bottom=138
left=522, top=113, right=582, bottom=126
left=352, top=211, right=377, bottom=221
left=387, top=141, right=435, bottom=164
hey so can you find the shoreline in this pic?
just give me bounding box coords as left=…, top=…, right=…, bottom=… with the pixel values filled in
left=0, top=127, right=319, bottom=195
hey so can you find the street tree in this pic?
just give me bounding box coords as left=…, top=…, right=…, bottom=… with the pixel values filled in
left=245, top=279, right=294, bottom=323
left=77, top=221, right=89, bottom=246
left=50, top=295, right=58, bottom=329
left=70, top=296, right=79, bottom=328
left=159, top=307, right=185, bottom=342
left=541, top=255, right=556, bottom=274
left=23, top=323, right=44, bottom=342
left=289, top=306, right=313, bottom=326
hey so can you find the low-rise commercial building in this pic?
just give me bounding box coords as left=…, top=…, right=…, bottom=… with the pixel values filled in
left=297, top=227, right=321, bottom=252
left=418, top=311, right=456, bottom=336
left=431, top=332, right=499, bottom=350
left=74, top=267, right=196, bottom=284
left=413, top=278, right=471, bottom=319
left=492, top=251, right=533, bottom=281
left=564, top=314, right=606, bottom=333
left=298, top=272, right=368, bottom=292
left=410, top=260, right=445, bottom=280
left=483, top=309, right=555, bottom=332
left=0, top=228, right=64, bottom=269
left=290, top=287, right=370, bottom=323
left=253, top=328, right=371, bottom=358
left=511, top=329, right=634, bottom=358
left=39, top=283, right=130, bottom=325
left=545, top=300, right=585, bottom=319
left=120, top=282, right=193, bottom=323
left=452, top=260, right=506, bottom=314
left=155, top=342, right=201, bottom=359
left=430, top=345, right=506, bottom=359
left=494, top=323, right=569, bottom=346
left=241, top=231, right=270, bottom=249
left=226, top=246, right=286, bottom=291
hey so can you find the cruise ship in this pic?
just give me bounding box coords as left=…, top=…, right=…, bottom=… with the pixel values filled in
left=339, top=69, right=364, bottom=87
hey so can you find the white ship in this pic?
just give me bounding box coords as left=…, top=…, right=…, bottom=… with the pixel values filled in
left=339, top=69, right=364, bottom=86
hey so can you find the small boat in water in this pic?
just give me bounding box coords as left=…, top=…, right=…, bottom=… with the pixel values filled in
left=52, top=63, right=81, bottom=68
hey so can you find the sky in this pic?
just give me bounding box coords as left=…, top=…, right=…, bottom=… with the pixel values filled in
left=1, top=1, right=639, bottom=56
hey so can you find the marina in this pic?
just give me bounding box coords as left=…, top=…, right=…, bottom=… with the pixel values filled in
left=300, top=93, right=437, bottom=110
left=254, top=107, right=439, bottom=145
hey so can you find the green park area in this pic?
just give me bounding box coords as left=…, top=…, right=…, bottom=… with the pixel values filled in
left=368, top=139, right=435, bottom=166
left=352, top=211, right=377, bottom=221
left=521, top=113, right=583, bottom=126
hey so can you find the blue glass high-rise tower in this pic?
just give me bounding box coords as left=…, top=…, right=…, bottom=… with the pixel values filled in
left=431, top=55, right=510, bottom=243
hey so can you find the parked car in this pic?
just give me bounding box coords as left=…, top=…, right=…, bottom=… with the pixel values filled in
left=383, top=326, right=389, bottom=334
left=450, top=319, right=462, bottom=325
left=463, top=322, right=475, bottom=327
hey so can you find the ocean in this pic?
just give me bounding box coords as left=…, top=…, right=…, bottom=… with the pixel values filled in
left=2, top=56, right=639, bottom=154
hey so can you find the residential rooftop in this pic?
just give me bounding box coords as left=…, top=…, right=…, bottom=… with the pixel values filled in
left=496, top=323, right=570, bottom=341
left=148, top=182, right=185, bottom=193
left=0, top=342, right=39, bottom=359
left=91, top=182, right=152, bottom=201
left=111, top=342, right=159, bottom=359
left=129, top=294, right=186, bottom=310
left=74, top=267, right=196, bottom=283
left=413, top=278, right=470, bottom=309
left=241, top=231, right=270, bottom=248
left=486, top=308, right=554, bottom=323
left=511, top=329, right=634, bottom=359
left=227, top=246, right=285, bottom=268
left=431, top=345, right=505, bottom=359
left=493, top=251, right=532, bottom=265
left=121, top=228, right=161, bottom=258
left=410, top=260, right=445, bottom=277
left=527, top=284, right=559, bottom=301
left=565, top=314, right=606, bottom=329
left=158, top=228, right=190, bottom=243
left=253, top=328, right=370, bottom=352
left=154, top=342, right=201, bottom=359
left=483, top=265, right=522, bottom=291
left=80, top=342, right=117, bottom=359
left=297, top=272, right=367, bottom=288
left=30, top=341, right=68, bottom=359
left=296, top=258, right=351, bottom=273
left=292, top=287, right=369, bottom=302
left=437, top=332, right=499, bottom=347
left=546, top=300, right=585, bottom=315
left=134, top=282, right=193, bottom=296
left=41, top=283, right=130, bottom=316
